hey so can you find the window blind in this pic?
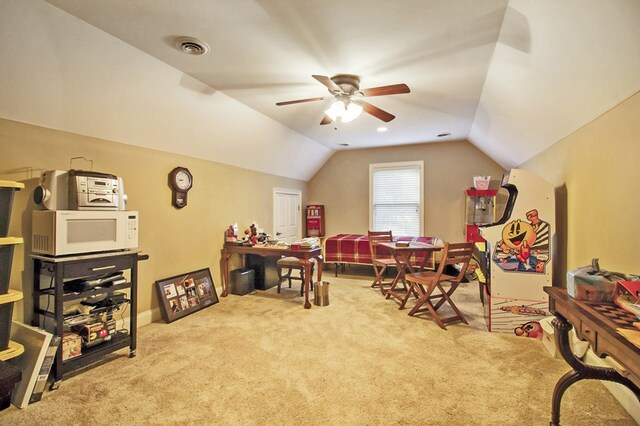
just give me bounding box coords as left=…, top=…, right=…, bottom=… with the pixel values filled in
left=371, top=165, right=421, bottom=236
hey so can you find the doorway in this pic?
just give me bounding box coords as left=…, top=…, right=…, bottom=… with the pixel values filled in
left=273, top=188, right=302, bottom=244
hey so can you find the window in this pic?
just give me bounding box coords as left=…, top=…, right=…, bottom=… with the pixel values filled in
left=369, top=161, right=424, bottom=236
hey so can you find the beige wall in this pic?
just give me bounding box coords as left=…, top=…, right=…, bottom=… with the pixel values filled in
left=0, top=118, right=307, bottom=321
left=307, top=140, right=505, bottom=242
left=520, top=90, right=640, bottom=284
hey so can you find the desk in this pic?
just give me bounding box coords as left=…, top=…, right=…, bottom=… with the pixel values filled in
left=220, top=244, right=323, bottom=309
left=378, top=242, right=442, bottom=302
left=544, top=287, right=640, bottom=426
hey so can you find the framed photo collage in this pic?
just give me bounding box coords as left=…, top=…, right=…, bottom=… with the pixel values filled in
left=155, top=268, right=219, bottom=323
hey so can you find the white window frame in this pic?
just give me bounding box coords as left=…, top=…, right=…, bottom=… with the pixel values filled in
left=369, top=160, right=424, bottom=236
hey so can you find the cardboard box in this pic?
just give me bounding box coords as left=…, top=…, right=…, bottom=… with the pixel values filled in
left=73, top=320, right=115, bottom=348
left=62, top=333, right=81, bottom=361
left=473, top=176, right=491, bottom=190
left=539, top=316, right=588, bottom=359
left=567, top=267, right=616, bottom=302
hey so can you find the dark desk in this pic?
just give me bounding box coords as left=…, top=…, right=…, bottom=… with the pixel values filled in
left=544, top=287, right=640, bottom=425
left=220, top=244, right=323, bottom=309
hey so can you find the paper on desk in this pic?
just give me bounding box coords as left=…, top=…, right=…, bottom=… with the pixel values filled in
left=617, top=328, right=640, bottom=349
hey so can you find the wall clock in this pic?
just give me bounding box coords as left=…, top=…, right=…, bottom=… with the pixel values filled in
left=168, top=166, right=193, bottom=208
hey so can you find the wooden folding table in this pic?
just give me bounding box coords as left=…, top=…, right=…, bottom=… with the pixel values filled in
left=377, top=241, right=442, bottom=302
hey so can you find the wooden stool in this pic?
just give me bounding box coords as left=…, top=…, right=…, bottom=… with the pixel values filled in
left=276, top=256, right=316, bottom=296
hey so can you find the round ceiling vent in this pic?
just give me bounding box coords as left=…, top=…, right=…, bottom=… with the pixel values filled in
left=175, top=36, right=210, bottom=55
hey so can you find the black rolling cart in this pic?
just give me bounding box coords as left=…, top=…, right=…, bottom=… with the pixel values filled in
left=31, top=250, right=147, bottom=389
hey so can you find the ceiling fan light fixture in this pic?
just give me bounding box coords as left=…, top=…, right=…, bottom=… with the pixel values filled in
left=341, top=102, right=363, bottom=123
left=277, top=74, right=408, bottom=125
left=325, top=100, right=346, bottom=121
left=325, top=99, right=363, bottom=123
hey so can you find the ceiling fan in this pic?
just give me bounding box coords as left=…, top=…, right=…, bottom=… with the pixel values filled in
left=276, top=74, right=410, bottom=125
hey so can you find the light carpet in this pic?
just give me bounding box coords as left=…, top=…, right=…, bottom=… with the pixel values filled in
left=1, top=267, right=637, bottom=425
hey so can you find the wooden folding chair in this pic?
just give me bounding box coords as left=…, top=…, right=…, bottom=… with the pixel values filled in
left=401, top=242, right=474, bottom=329
left=368, top=231, right=397, bottom=294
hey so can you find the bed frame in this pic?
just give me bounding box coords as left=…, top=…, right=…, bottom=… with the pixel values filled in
left=323, top=234, right=442, bottom=276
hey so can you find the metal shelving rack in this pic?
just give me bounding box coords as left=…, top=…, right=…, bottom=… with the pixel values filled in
left=0, top=181, right=25, bottom=362
left=31, top=250, right=145, bottom=389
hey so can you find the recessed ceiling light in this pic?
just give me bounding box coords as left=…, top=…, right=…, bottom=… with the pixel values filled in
left=437, top=132, right=451, bottom=137
left=338, top=143, right=349, bottom=147
left=175, top=36, right=210, bottom=55
left=377, top=127, right=388, bottom=132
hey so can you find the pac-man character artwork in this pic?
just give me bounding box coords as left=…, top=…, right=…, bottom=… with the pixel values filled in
left=492, top=209, right=550, bottom=273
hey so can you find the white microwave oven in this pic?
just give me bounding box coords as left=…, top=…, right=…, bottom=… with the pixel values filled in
left=32, top=210, right=138, bottom=256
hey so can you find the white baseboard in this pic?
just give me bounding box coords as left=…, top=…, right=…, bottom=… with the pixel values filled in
left=584, top=350, right=640, bottom=423
left=136, top=308, right=161, bottom=327
left=114, top=308, right=161, bottom=331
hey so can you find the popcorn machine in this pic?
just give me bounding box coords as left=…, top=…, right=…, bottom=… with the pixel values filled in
left=464, top=188, right=497, bottom=243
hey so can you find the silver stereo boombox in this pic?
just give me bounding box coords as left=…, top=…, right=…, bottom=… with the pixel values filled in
left=34, top=170, right=127, bottom=211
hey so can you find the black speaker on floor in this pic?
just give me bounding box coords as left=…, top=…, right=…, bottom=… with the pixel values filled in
left=246, top=255, right=279, bottom=290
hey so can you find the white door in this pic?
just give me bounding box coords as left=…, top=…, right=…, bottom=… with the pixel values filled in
left=273, top=188, right=301, bottom=244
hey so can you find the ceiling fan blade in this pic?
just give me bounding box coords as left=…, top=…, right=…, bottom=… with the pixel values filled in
left=320, top=115, right=333, bottom=125
left=312, top=75, right=342, bottom=94
left=360, top=101, right=396, bottom=122
left=359, top=83, right=410, bottom=97
left=276, top=97, right=325, bottom=106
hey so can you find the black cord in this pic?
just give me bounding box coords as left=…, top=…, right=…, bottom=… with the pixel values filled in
left=118, top=301, right=129, bottom=333
left=44, top=275, right=54, bottom=315
left=39, top=275, right=55, bottom=331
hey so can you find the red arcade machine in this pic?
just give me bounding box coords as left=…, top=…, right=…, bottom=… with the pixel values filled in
left=479, top=169, right=555, bottom=337
left=305, top=205, right=325, bottom=238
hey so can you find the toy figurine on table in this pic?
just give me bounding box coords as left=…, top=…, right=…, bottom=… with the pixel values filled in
left=249, top=224, right=258, bottom=244
left=225, top=225, right=237, bottom=242
left=241, top=223, right=259, bottom=245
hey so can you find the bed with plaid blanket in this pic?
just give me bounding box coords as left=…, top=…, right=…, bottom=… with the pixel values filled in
left=323, top=234, right=441, bottom=269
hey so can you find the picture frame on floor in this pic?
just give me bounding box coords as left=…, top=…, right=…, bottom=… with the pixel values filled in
left=155, top=268, right=219, bottom=323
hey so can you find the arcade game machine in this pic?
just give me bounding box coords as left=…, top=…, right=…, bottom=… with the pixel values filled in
left=479, top=169, right=555, bottom=338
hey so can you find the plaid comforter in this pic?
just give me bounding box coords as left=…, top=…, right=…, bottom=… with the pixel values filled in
left=323, top=234, right=439, bottom=268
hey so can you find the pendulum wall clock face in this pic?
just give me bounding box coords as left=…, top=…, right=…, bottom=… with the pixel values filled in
left=168, top=167, right=193, bottom=208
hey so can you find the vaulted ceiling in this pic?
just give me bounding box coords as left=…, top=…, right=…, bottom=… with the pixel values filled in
left=3, top=1, right=640, bottom=180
